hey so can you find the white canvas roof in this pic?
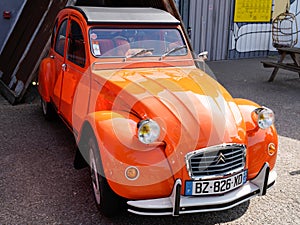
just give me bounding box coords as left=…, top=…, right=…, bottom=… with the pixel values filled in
left=72, top=6, right=180, bottom=24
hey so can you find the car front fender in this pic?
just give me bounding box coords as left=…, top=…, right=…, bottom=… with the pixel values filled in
left=234, top=98, right=260, bottom=132
left=234, top=98, right=278, bottom=179
left=38, top=58, right=55, bottom=102
left=83, top=111, right=175, bottom=200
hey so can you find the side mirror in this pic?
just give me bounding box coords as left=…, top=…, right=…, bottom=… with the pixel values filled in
left=198, top=51, right=208, bottom=61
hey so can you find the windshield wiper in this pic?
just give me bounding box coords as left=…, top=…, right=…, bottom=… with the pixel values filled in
left=159, top=45, right=187, bottom=61
left=124, top=48, right=154, bottom=62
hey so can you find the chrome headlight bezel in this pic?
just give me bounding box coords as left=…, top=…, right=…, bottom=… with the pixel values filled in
left=137, top=119, right=160, bottom=144
left=254, top=107, right=275, bottom=130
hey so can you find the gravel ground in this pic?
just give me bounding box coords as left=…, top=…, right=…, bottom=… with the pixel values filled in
left=0, top=57, right=299, bottom=224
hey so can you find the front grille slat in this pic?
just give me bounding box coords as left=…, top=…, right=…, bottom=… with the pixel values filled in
left=192, top=163, right=243, bottom=175
left=191, top=157, right=243, bottom=169
left=186, top=144, right=246, bottom=179
left=190, top=152, right=244, bottom=165
left=190, top=149, right=244, bottom=160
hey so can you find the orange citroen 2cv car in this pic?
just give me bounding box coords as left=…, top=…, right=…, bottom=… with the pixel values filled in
left=38, top=6, right=278, bottom=217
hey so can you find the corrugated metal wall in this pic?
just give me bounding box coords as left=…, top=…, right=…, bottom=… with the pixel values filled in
left=188, top=0, right=232, bottom=61
left=229, top=0, right=300, bottom=59
left=291, top=0, right=300, bottom=48
left=228, top=22, right=274, bottom=59
left=176, top=0, right=190, bottom=27
left=228, top=0, right=274, bottom=59
left=186, top=0, right=300, bottom=60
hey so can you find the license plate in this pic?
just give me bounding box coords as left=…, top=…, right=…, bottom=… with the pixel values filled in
left=185, top=170, right=248, bottom=196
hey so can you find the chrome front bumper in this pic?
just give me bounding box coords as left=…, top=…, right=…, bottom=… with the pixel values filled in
left=127, top=163, right=276, bottom=216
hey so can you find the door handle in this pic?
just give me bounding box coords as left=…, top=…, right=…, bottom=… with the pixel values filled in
left=62, top=63, right=67, bottom=71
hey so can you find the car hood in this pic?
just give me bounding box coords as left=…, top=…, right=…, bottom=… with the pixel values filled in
left=93, top=66, right=246, bottom=178
left=93, top=66, right=246, bottom=147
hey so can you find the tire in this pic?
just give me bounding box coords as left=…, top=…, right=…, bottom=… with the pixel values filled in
left=40, top=97, right=55, bottom=120
left=88, top=136, right=122, bottom=217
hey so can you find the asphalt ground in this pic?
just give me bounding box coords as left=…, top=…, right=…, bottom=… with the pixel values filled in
left=0, top=57, right=299, bottom=224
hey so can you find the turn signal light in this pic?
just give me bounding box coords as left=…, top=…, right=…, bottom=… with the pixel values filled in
left=125, top=167, right=139, bottom=181
left=268, top=143, right=277, bottom=156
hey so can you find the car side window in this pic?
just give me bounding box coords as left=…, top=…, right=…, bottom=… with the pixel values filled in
left=67, top=20, right=86, bottom=67
left=54, top=19, right=68, bottom=56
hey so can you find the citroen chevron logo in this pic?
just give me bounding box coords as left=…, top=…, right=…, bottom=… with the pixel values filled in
left=216, top=153, right=226, bottom=164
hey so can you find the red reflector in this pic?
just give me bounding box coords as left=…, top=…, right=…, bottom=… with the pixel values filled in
left=3, top=11, right=11, bottom=19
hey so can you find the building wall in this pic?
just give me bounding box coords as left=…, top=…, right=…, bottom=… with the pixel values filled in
left=188, top=0, right=232, bottom=60
left=291, top=0, right=300, bottom=48
left=229, top=0, right=300, bottom=59
left=182, top=0, right=300, bottom=60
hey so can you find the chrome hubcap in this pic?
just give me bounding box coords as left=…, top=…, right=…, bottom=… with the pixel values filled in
left=90, top=148, right=101, bottom=205
left=41, top=99, right=47, bottom=115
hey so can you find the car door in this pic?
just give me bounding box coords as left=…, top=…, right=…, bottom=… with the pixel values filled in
left=59, top=17, right=90, bottom=133
left=51, top=18, right=69, bottom=110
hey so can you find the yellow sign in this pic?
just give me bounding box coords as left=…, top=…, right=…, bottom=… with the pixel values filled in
left=234, top=0, right=273, bottom=22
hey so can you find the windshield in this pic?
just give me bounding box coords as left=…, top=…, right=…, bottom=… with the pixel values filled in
left=89, top=28, right=187, bottom=58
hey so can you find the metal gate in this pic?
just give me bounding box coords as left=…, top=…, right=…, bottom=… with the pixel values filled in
left=0, top=0, right=69, bottom=104
left=0, top=0, right=26, bottom=54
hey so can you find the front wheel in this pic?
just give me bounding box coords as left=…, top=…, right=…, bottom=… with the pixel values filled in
left=88, top=137, right=122, bottom=217
left=40, top=97, right=55, bottom=120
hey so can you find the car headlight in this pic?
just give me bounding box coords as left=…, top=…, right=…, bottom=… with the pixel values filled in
left=254, top=108, right=275, bottom=129
left=137, top=119, right=160, bottom=144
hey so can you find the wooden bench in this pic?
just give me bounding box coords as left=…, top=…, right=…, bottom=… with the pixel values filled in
left=261, top=47, right=300, bottom=82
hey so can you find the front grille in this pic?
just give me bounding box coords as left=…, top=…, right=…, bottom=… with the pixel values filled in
left=186, top=144, right=246, bottom=179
